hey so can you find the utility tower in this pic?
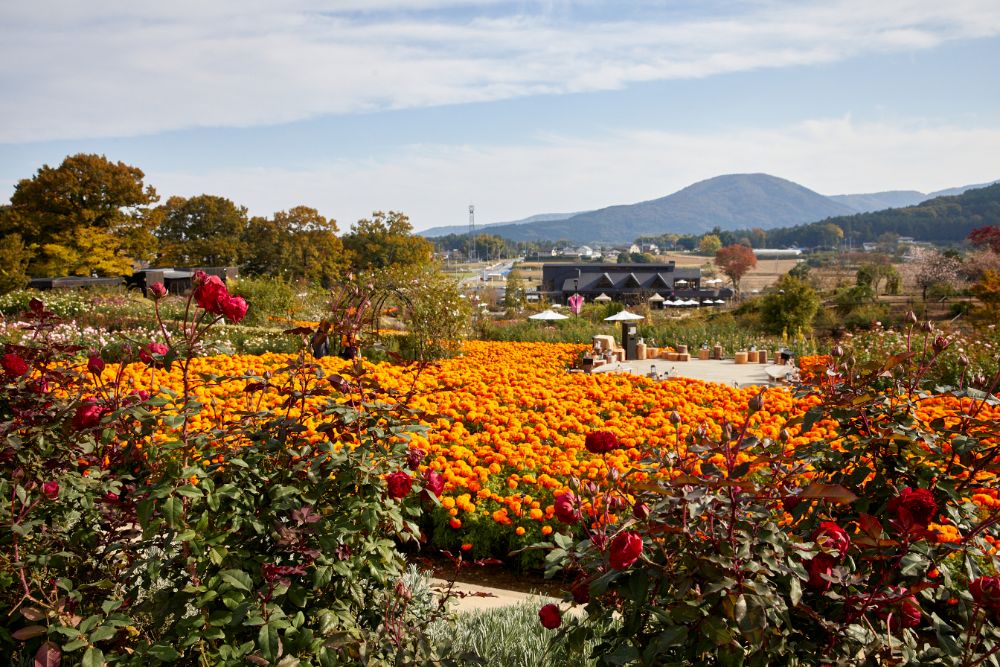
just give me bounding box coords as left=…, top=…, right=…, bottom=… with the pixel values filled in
left=468, top=204, right=477, bottom=263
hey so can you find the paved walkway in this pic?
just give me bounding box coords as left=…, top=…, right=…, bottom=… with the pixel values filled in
left=590, top=357, right=795, bottom=387
left=430, top=578, right=560, bottom=613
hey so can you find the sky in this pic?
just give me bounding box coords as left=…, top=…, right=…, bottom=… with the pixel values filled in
left=1, top=0, right=999, bottom=232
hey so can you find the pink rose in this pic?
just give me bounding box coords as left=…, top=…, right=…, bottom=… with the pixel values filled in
left=971, top=577, right=1000, bottom=611
left=609, top=531, right=643, bottom=570
left=386, top=471, right=413, bottom=499
left=423, top=469, right=445, bottom=497
left=72, top=401, right=107, bottom=430
left=149, top=282, right=168, bottom=299
left=193, top=273, right=229, bottom=314
left=139, top=342, right=169, bottom=366
left=806, top=553, right=835, bottom=592
left=585, top=430, right=620, bottom=455
left=812, top=521, right=850, bottom=561
left=220, top=294, right=248, bottom=323
left=554, top=492, right=580, bottom=524
left=87, top=354, right=105, bottom=375
left=888, top=487, right=937, bottom=527
left=538, top=603, right=561, bottom=629
left=41, top=481, right=59, bottom=500
left=1, top=352, right=29, bottom=377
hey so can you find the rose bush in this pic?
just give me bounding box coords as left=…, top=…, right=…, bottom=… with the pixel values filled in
left=1, top=285, right=451, bottom=666
left=540, top=320, right=1000, bottom=665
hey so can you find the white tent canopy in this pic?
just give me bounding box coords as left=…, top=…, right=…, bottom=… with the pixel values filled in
left=604, top=310, right=645, bottom=322
left=648, top=293, right=665, bottom=302
left=529, top=309, right=569, bottom=321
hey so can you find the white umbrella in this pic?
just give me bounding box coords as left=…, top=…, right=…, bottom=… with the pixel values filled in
left=684, top=299, right=700, bottom=306
left=665, top=299, right=681, bottom=307
left=593, top=293, right=612, bottom=302
left=714, top=299, right=726, bottom=304
left=675, top=279, right=688, bottom=285
left=529, top=309, right=569, bottom=321
left=648, top=293, right=665, bottom=302
left=604, top=310, right=645, bottom=322
left=705, top=278, right=722, bottom=285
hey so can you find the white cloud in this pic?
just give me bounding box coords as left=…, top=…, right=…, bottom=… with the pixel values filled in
left=145, top=117, right=1000, bottom=231
left=1, top=0, right=999, bottom=142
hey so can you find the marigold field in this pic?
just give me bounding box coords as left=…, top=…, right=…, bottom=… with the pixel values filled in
left=88, top=341, right=1000, bottom=556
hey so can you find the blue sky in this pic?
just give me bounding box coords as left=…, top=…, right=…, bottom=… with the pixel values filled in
left=2, top=0, right=999, bottom=232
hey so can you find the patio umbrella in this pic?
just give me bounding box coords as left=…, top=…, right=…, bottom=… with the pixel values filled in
left=684, top=299, right=700, bottom=306
left=593, top=293, right=612, bottom=302
left=648, top=293, right=665, bottom=302
left=529, top=309, right=569, bottom=321
left=604, top=310, right=645, bottom=322
left=714, top=299, right=726, bottom=304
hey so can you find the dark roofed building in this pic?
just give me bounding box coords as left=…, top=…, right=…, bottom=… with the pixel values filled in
left=542, top=262, right=732, bottom=305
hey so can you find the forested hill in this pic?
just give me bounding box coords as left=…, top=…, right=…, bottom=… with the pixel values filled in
left=760, top=183, right=1000, bottom=248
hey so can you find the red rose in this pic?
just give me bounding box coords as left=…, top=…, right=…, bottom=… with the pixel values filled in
left=140, top=342, right=169, bottom=366
left=193, top=273, right=229, bottom=314
left=406, top=448, right=426, bottom=471
left=386, top=471, right=413, bottom=499
left=881, top=593, right=922, bottom=631
left=220, top=295, right=248, bottom=323
left=971, top=577, right=1000, bottom=611
left=609, top=531, right=643, bottom=570
left=888, top=487, right=937, bottom=527
left=571, top=578, right=590, bottom=604
left=538, top=603, right=561, bottom=629
left=812, top=521, right=850, bottom=561
left=72, top=401, right=107, bottom=430
left=633, top=502, right=650, bottom=521
left=1, top=352, right=29, bottom=377
left=87, top=354, right=105, bottom=375
left=149, top=282, right=168, bottom=299
left=41, top=481, right=59, bottom=500
left=806, top=553, right=835, bottom=592
left=585, top=430, right=620, bottom=454
left=554, top=492, right=580, bottom=524
left=423, top=469, right=445, bottom=497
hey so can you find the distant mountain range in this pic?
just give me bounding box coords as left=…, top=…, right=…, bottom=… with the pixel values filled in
left=418, top=174, right=998, bottom=244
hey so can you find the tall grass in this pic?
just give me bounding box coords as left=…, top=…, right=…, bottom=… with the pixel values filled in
left=430, top=599, right=601, bottom=667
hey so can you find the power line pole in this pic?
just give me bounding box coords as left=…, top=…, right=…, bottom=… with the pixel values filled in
left=468, top=204, right=477, bottom=263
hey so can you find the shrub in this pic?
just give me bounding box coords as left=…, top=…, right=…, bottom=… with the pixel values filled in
left=228, top=276, right=296, bottom=327
left=1, top=279, right=447, bottom=665
left=541, top=321, right=1000, bottom=665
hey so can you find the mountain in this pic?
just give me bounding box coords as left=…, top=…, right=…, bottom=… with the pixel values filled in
left=464, top=174, right=857, bottom=244
left=761, top=183, right=1000, bottom=248
left=829, top=181, right=1000, bottom=213
left=926, top=180, right=1000, bottom=199
left=419, top=211, right=580, bottom=238
left=829, top=191, right=927, bottom=212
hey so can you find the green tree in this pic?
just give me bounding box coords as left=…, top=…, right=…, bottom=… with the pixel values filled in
left=343, top=211, right=433, bottom=272
left=760, top=274, right=820, bottom=334
left=504, top=267, right=526, bottom=313
left=0, top=233, right=30, bottom=294
left=1, top=153, right=160, bottom=276
left=242, top=206, right=347, bottom=286
left=155, top=195, right=248, bottom=266
left=714, top=244, right=757, bottom=296
left=378, top=263, right=470, bottom=359
left=697, top=234, right=722, bottom=256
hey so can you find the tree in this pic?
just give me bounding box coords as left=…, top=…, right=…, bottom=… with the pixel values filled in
left=714, top=244, right=757, bottom=296
left=968, top=225, right=1000, bottom=253
left=0, top=233, right=30, bottom=294
left=342, top=211, right=433, bottom=273
left=698, top=234, right=722, bottom=256
left=378, top=263, right=470, bottom=359
left=972, top=269, right=1000, bottom=322
left=902, top=247, right=962, bottom=301
left=156, top=195, right=248, bottom=267
left=760, top=274, right=820, bottom=335
left=856, top=262, right=900, bottom=296
left=242, top=206, right=347, bottom=286
left=504, top=267, right=526, bottom=313
left=2, top=153, right=159, bottom=276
